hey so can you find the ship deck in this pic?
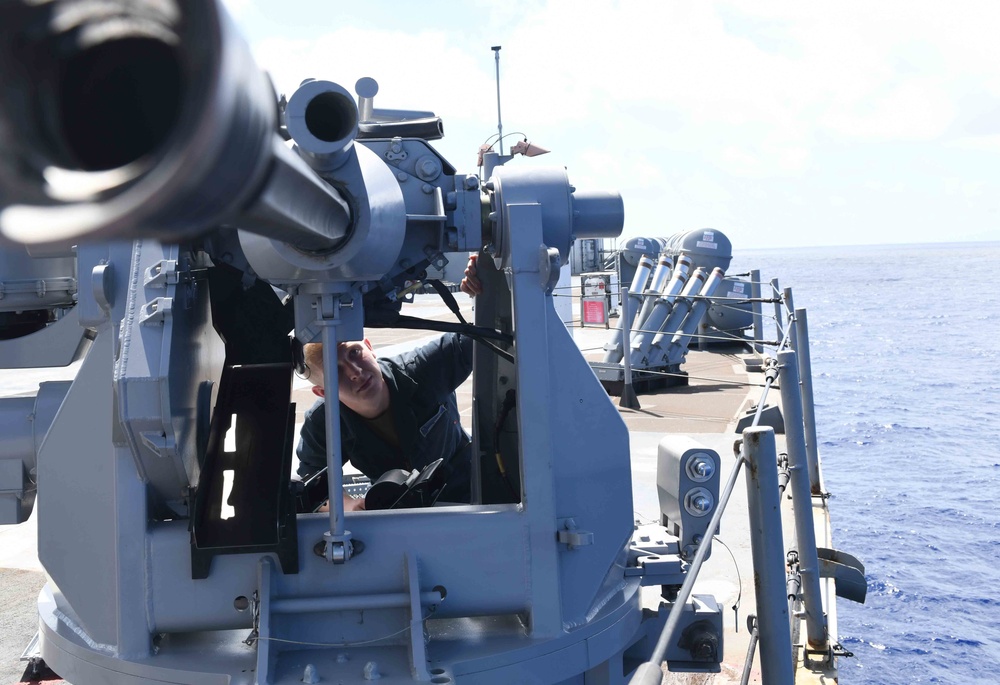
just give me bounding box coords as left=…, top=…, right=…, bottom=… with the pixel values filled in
left=0, top=287, right=839, bottom=684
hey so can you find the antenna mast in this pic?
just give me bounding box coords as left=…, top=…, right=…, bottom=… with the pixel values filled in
left=492, top=45, right=503, bottom=155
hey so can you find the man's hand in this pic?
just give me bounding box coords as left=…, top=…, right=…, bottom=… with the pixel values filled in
left=460, top=254, right=482, bottom=297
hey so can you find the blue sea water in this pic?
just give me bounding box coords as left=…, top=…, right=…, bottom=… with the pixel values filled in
left=731, top=241, right=1000, bottom=684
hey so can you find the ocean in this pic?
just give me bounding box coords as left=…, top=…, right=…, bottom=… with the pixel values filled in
left=731, top=241, right=1000, bottom=684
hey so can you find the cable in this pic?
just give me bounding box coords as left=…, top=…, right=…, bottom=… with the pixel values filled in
left=423, top=279, right=470, bottom=326
left=493, top=389, right=520, bottom=500
left=479, top=131, right=527, bottom=151
left=713, top=536, right=743, bottom=633
left=621, top=366, right=760, bottom=388
left=369, top=315, right=512, bottom=345
left=247, top=608, right=435, bottom=648
left=632, top=511, right=658, bottom=525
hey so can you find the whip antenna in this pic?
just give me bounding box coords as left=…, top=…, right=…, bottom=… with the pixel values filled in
left=492, top=45, right=503, bottom=154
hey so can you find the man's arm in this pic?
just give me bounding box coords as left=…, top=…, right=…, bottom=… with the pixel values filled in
left=296, top=399, right=328, bottom=479
left=402, top=332, right=473, bottom=393
left=297, top=399, right=355, bottom=475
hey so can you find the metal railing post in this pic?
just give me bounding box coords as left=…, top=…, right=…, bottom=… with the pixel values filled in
left=782, top=287, right=796, bottom=351
left=742, top=426, right=794, bottom=685
left=770, top=278, right=782, bottom=343
left=777, top=350, right=828, bottom=651
left=750, top=269, right=763, bottom=354
left=619, top=287, right=640, bottom=409
left=793, top=308, right=822, bottom=494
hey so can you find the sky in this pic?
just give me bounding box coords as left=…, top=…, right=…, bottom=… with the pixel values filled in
left=222, top=0, right=1000, bottom=249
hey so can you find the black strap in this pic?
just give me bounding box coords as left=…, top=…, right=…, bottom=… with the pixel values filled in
left=367, top=314, right=512, bottom=346
left=424, top=279, right=469, bottom=325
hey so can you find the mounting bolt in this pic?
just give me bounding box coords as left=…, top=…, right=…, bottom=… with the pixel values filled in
left=415, top=156, right=440, bottom=181
left=363, top=661, right=382, bottom=680
left=684, top=487, right=714, bottom=517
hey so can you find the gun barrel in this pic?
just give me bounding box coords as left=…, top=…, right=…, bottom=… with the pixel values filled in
left=0, top=0, right=351, bottom=252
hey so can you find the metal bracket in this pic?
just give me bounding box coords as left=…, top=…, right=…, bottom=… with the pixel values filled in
left=803, top=637, right=856, bottom=665
left=557, top=518, right=593, bottom=549
left=627, top=554, right=684, bottom=584
left=539, top=246, right=561, bottom=294
left=243, top=590, right=260, bottom=646
left=817, top=547, right=867, bottom=603
left=321, top=533, right=354, bottom=564
left=91, top=263, right=114, bottom=313
left=831, top=642, right=855, bottom=658
left=253, top=561, right=274, bottom=683
left=802, top=644, right=834, bottom=666
left=385, top=137, right=408, bottom=161
left=139, top=430, right=176, bottom=457
left=404, top=552, right=431, bottom=680
left=143, top=259, right=179, bottom=288
left=139, top=297, right=172, bottom=325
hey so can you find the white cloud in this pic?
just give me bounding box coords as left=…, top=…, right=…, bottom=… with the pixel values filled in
left=251, top=28, right=495, bottom=121
left=944, top=178, right=985, bottom=198
left=819, top=78, right=956, bottom=140
left=227, top=0, right=1000, bottom=247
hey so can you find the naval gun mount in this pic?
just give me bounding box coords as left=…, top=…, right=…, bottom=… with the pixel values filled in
left=0, top=1, right=724, bottom=682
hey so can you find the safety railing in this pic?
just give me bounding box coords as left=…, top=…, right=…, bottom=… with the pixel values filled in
left=628, top=275, right=831, bottom=685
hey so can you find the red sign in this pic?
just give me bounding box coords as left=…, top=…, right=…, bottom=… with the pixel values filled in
left=582, top=298, right=608, bottom=327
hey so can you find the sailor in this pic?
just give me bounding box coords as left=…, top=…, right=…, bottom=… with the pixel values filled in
left=297, top=260, right=483, bottom=511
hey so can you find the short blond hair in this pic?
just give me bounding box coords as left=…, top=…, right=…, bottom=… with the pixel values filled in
left=303, top=342, right=324, bottom=381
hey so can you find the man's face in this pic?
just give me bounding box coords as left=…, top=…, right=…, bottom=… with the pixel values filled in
left=311, top=339, right=390, bottom=418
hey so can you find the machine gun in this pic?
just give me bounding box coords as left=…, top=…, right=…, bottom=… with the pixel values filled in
left=0, top=1, right=724, bottom=682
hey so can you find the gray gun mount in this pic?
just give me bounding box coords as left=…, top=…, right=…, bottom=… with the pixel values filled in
left=0, top=1, right=726, bottom=683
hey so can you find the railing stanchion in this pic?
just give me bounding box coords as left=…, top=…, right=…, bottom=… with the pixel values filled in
left=743, top=426, right=795, bottom=685
left=771, top=278, right=783, bottom=343
left=793, top=308, right=822, bottom=494
left=782, top=287, right=796, bottom=351
left=619, top=287, right=640, bottom=409
left=750, top=269, right=763, bottom=354
left=777, top=350, right=829, bottom=651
